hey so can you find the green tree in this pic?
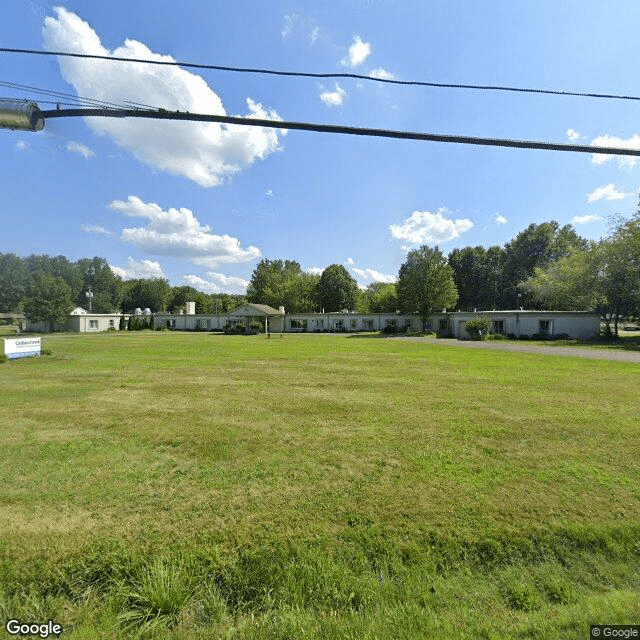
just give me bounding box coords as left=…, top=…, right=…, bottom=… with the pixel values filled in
left=121, top=278, right=171, bottom=312
left=362, top=282, right=398, bottom=313
left=397, top=245, right=458, bottom=330
left=75, top=257, right=124, bottom=313
left=448, top=246, right=504, bottom=311
left=246, top=259, right=318, bottom=312
left=500, top=222, right=586, bottom=308
left=23, top=273, right=74, bottom=332
left=317, top=264, right=359, bottom=312
left=0, top=253, right=28, bottom=312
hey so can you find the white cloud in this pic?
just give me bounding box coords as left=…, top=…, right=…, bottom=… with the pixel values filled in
left=566, top=129, right=581, bottom=142
left=341, top=35, right=372, bottom=67
left=572, top=214, right=604, bottom=225
left=346, top=257, right=355, bottom=265
left=351, top=267, right=396, bottom=283
left=281, top=14, right=295, bottom=38
left=495, top=213, right=508, bottom=225
left=310, top=26, right=320, bottom=44
left=306, top=267, right=323, bottom=275
left=265, top=189, right=274, bottom=197
left=390, top=209, right=474, bottom=244
left=15, top=140, right=28, bottom=151
left=319, top=84, right=346, bottom=107
left=81, top=223, right=114, bottom=237
left=110, top=257, right=166, bottom=280
left=368, top=68, right=394, bottom=80
left=590, top=134, right=640, bottom=169
left=66, top=140, right=95, bottom=158
left=110, top=196, right=261, bottom=267
left=182, top=273, right=248, bottom=295
left=587, top=183, right=633, bottom=203
left=43, top=7, right=285, bottom=187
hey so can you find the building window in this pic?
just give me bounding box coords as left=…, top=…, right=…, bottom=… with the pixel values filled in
left=89, top=320, right=98, bottom=329
left=350, top=319, right=357, bottom=329
left=166, top=319, right=176, bottom=328
left=335, top=320, right=344, bottom=329
left=109, top=319, right=115, bottom=327
left=363, top=319, right=374, bottom=330
left=539, top=320, right=553, bottom=335
left=404, top=319, right=413, bottom=329
left=439, top=320, right=448, bottom=331
left=315, top=319, right=324, bottom=328
left=289, top=319, right=307, bottom=331
left=493, top=320, right=505, bottom=334
left=385, top=319, right=397, bottom=327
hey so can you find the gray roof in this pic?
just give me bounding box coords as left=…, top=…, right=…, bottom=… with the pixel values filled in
left=228, top=303, right=284, bottom=316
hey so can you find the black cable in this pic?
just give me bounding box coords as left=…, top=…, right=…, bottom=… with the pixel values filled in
left=0, top=79, right=131, bottom=110
left=38, top=107, right=640, bottom=158
left=3, top=46, right=640, bottom=103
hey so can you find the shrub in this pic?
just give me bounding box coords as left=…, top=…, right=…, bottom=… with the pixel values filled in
left=381, top=325, right=398, bottom=334
left=464, top=315, right=491, bottom=340
left=0, top=354, right=7, bottom=364
left=517, top=334, right=530, bottom=340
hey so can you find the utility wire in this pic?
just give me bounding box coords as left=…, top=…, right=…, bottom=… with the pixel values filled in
left=3, top=46, right=640, bottom=103
left=37, top=107, right=640, bottom=158
left=0, top=79, right=132, bottom=110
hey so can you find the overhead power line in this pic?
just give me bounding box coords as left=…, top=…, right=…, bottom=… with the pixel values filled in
left=3, top=46, right=640, bottom=103
left=35, top=106, right=640, bottom=158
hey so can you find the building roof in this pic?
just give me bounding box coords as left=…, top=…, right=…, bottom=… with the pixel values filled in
left=228, top=303, right=284, bottom=316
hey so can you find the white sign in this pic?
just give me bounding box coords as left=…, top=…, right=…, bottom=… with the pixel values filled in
left=3, top=337, right=41, bottom=359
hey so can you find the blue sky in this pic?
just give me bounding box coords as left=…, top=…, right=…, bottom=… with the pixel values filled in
left=2, top=1, right=640, bottom=293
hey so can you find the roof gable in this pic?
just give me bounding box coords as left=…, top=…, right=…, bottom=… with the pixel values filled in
left=228, top=303, right=283, bottom=316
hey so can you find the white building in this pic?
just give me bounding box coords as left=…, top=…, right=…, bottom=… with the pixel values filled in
left=26, top=303, right=601, bottom=340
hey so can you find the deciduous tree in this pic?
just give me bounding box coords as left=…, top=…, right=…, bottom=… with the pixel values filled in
left=397, top=245, right=458, bottom=330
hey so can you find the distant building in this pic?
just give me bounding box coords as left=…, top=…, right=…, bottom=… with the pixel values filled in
left=25, top=303, right=601, bottom=340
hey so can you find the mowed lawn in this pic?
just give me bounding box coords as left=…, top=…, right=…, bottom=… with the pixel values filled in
left=1, top=332, right=639, bottom=639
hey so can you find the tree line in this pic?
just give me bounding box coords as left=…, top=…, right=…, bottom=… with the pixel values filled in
left=1, top=208, right=638, bottom=335
left=0, top=255, right=246, bottom=331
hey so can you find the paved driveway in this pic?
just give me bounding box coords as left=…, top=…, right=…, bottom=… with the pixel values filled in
left=393, top=336, right=640, bottom=363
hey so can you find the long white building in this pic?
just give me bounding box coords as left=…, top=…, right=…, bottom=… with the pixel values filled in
left=26, top=302, right=601, bottom=340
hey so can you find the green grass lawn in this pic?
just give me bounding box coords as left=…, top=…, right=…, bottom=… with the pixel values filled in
left=1, top=332, right=639, bottom=639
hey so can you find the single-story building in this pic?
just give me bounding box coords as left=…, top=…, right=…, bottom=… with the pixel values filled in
left=452, top=310, right=600, bottom=340
left=153, top=303, right=286, bottom=333
left=25, top=303, right=602, bottom=340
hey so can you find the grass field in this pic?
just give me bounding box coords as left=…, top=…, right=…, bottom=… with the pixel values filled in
left=1, top=332, right=639, bottom=639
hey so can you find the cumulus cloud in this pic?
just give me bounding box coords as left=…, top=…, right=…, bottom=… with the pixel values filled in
left=306, top=267, right=324, bottom=275
left=566, top=129, right=581, bottom=142
left=390, top=209, right=474, bottom=244
left=81, top=223, right=115, bottom=237
left=346, top=257, right=355, bottom=265
left=15, top=140, right=28, bottom=151
left=368, top=68, right=394, bottom=80
left=43, top=7, right=285, bottom=187
left=66, top=140, right=95, bottom=158
left=590, top=134, right=640, bottom=169
left=182, top=273, right=248, bottom=294
left=572, top=214, right=604, bottom=225
left=586, top=183, right=633, bottom=203
left=110, top=257, right=166, bottom=280
left=351, top=267, right=396, bottom=283
left=495, top=213, right=508, bottom=225
left=319, top=84, right=346, bottom=107
left=110, top=196, right=261, bottom=267
left=341, top=35, right=372, bottom=67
